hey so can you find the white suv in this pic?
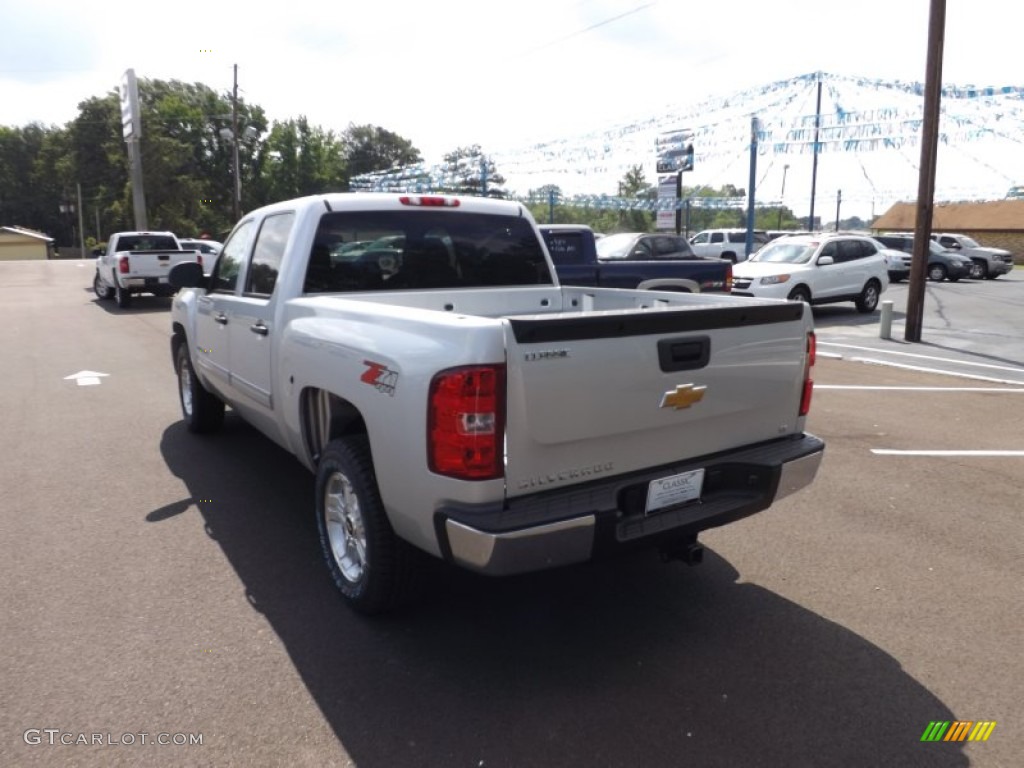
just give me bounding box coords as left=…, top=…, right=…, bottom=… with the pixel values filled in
left=689, top=229, right=769, bottom=263
left=732, top=233, right=889, bottom=312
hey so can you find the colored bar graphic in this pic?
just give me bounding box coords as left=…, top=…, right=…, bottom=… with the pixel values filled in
left=944, top=722, right=972, bottom=741
left=921, top=720, right=996, bottom=742
left=968, top=722, right=997, bottom=742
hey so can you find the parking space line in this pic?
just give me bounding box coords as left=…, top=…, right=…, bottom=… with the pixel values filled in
left=817, top=385, right=1024, bottom=392
left=872, top=450, right=1024, bottom=457
left=818, top=342, right=1024, bottom=373
left=847, top=357, right=1024, bottom=386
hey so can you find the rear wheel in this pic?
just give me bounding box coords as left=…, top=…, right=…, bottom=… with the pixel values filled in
left=927, top=263, right=947, bottom=281
left=114, top=279, right=132, bottom=308
left=855, top=280, right=881, bottom=313
left=787, top=286, right=811, bottom=304
left=316, top=435, right=421, bottom=615
left=93, top=273, right=113, bottom=300
left=175, top=341, right=224, bottom=433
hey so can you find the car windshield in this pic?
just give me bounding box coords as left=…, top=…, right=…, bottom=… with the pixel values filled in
left=956, top=236, right=980, bottom=248
left=750, top=241, right=816, bottom=264
left=595, top=233, right=637, bottom=260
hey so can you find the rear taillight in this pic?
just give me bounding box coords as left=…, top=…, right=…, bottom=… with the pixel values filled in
left=725, top=262, right=733, bottom=291
left=197, top=254, right=203, bottom=269
left=428, top=365, right=505, bottom=480
left=118, top=255, right=129, bottom=274
left=799, top=331, right=815, bottom=416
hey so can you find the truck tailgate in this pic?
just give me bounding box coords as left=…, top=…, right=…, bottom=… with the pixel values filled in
left=120, top=250, right=196, bottom=278
left=502, top=302, right=811, bottom=496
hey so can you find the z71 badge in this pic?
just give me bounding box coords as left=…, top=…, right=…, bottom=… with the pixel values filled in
left=360, top=360, right=399, bottom=396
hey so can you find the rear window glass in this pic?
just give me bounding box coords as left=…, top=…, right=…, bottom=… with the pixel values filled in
left=306, top=210, right=553, bottom=293
left=542, top=231, right=587, bottom=265
left=116, top=235, right=179, bottom=251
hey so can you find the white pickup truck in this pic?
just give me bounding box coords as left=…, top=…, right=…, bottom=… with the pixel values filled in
left=93, top=231, right=202, bottom=308
left=169, top=193, right=824, bottom=614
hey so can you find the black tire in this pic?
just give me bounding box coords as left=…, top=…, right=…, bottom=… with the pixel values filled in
left=787, top=286, right=811, bottom=304
left=93, top=272, right=114, bottom=300
left=175, top=341, right=224, bottom=434
left=114, top=278, right=132, bottom=308
left=969, top=261, right=985, bottom=280
left=855, top=279, right=882, bottom=313
left=985, top=272, right=1000, bottom=280
left=927, top=263, right=947, bottom=282
left=316, top=435, right=420, bottom=615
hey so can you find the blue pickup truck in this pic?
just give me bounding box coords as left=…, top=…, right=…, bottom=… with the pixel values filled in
left=539, top=225, right=732, bottom=293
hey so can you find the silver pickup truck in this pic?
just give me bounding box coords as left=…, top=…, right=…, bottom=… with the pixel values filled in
left=169, top=193, right=824, bottom=614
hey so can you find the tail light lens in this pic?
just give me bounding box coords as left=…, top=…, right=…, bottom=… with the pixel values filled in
left=118, top=255, right=129, bottom=274
left=428, top=365, right=505, bottom=480
left=725, top=262, right=733, bottom=292
left=400, top=195, right=460, bottom=207
left=799, top=331, right=815, bottom=416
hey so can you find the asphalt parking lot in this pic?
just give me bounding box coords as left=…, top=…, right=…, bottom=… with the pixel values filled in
left=1, top=260, right=1021, bottom=767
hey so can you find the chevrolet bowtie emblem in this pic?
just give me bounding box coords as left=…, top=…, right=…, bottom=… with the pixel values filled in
left=660, top=384, right=707, bottom=410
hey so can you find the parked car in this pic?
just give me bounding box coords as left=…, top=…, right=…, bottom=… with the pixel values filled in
left=731, top=233, right=888, bottom=312
left=875, top=234, right=975, bottom=281
left=930, top=233, right=1014, bottom=279
left=868, top=238, right=912, bottom=282
left=178, top=238, right=223, bottom=257
left=596, top=232, right=698, bottom=260
left=689, top=228, right=770, bottom=263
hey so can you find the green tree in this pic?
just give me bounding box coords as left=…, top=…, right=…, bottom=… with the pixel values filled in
left=342, top=124, right=421, bottom=180
left=615, top=164, right=654, bottom=232
left=439, top=145, right=506, bottom=197
left=258, top=117, right=347, bottom=204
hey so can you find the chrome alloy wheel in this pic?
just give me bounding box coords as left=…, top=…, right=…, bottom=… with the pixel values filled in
left=178, top=354, right=194, bottom=417
left=324, top=471, right=368, bottom=584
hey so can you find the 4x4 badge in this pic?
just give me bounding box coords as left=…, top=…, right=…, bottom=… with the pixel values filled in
left=660, top=384, right=706, bottom=410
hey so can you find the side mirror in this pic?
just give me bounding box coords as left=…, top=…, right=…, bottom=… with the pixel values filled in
left=817, top=255, right=835, bottom=266
left=169, top=261, right=207, bottom=289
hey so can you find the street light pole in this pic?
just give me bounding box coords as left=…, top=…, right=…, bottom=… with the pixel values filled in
left=231, top=63, right=241, bottom=222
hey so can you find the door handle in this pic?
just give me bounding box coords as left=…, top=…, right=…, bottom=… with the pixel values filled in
left=214, top=313, right=228, bottom=325
left=250, top=322, right=269, bottom=336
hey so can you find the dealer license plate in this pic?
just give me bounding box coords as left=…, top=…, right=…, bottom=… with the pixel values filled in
left=645, top=468, right=705, bottom=514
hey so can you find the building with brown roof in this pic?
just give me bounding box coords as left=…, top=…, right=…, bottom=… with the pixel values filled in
left=872, top=200, right=1024, bottom=263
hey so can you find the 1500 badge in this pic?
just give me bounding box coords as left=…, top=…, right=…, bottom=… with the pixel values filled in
left=360, top=360, right=399, bottom=396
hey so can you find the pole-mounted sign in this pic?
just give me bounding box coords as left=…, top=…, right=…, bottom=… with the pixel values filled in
left=121, top=69, right=147, bottom=230
left=120, top=69, right=141, bottom=140
left=655, top=130, right=694, bottom=174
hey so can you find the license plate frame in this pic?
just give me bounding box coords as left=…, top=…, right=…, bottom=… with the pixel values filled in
left=645, top=468, right=705, bottom=514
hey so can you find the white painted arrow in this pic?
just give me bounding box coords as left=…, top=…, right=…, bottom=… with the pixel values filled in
left=64, top=370, right=110, bottom=387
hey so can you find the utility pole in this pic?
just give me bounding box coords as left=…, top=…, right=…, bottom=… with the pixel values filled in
left=745, top=116, right=759, bottom=257
left=906, top=0, right=947, bottom=342
left=231, top=64, right=241, bottom=222
left=777, top=164, right=789, bottom=230
left=76, top=183, right=86, bottom=255
left=835, top=189, right=842, bottom=231
left=808, top=74, right=823, bottom=230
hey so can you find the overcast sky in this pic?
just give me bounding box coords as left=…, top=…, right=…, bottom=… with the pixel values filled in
left=1, top=0, right=1019, bottom=213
